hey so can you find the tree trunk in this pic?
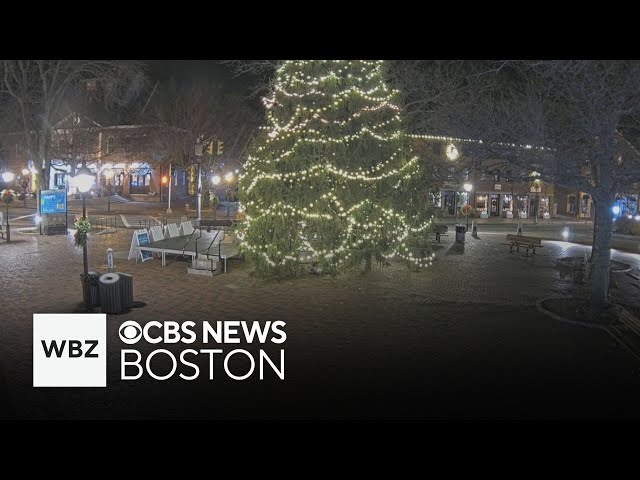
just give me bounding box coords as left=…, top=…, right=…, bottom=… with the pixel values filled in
left=590, top=196, right=613, bottom=312
left=590, top=197, right=599, bottom=265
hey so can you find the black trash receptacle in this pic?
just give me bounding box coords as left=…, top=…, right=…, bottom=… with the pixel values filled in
left=455, top=224, right=467, bottom=243
left=118, top=273, right=134, bottom=310
left=99, top=273, right=123, bottom=314
left=80, top=271, right=102, bottom=308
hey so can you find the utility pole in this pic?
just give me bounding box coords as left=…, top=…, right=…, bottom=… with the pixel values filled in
left=194, top=135, right=204, bottom=222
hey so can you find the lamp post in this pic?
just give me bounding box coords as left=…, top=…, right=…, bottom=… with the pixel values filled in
left=463, top=182, right=473, bottom=230
left=212, top=174, right=221, bottom=217
left=21, top=168, right=30, bottom=207
left=224, top=171, right=234, bottom=217
left=75, top=165, right=95, bottom=310
left=166, top=162, right=173, bottom=214
left=103, top=169, right=114, bottom=213
left=2, top=171, right=15, bottom=242
left=161, top=174, right=168, bottom=203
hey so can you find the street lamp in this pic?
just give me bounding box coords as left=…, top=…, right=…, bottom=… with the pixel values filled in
left=20, top=168, right=30, bottom=207
left=103, top=168, right=114, bottom=212
left=1, top=170, right=16, bottom=242
left=463, top=182, right=473, bottom=230
left=212, top=175, right=221, bottom=185
left=224, top=172, right=235, bottom=217
left=161, top=175, right=168, bottom=203
left=75, top=165, right=95, bottom=311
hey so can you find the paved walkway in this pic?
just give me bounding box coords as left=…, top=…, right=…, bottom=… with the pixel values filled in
left=2, top=229, right=640, bottom=419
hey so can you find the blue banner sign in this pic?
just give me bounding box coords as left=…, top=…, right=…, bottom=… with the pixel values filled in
left=41, top=190, right=67, bottom=214
left=137, top=231, right=153, bottom=261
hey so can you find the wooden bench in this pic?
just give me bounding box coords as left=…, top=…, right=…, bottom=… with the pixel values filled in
left=431, top=224, right=449, bottom=243
left=505, top=234, right=544, bottom=256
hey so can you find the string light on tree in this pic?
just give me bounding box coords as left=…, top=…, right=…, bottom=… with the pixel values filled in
left=238, top=60, right=436, bottom=278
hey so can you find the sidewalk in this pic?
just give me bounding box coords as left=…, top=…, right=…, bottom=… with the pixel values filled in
left=441, top=214, right=593, bottom=225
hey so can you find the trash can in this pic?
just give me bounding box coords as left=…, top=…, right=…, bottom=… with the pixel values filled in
left=118, top=273, right=134, bottom=310
left=99, top=273, right=123, bottom=314
left=80, top=271, right=102, bottom=308
left=455, top=224, right=467, bottom=243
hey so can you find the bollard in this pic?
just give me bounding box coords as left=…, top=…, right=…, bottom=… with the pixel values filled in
left=517, top=222, right=522, bottom=236
left=472, top=220, right=477, bottom=236
left=107, top=248, right=114, bottom=273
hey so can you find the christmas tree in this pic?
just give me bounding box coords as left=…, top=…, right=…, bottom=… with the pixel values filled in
left=237, top=60, right=435, bottom=278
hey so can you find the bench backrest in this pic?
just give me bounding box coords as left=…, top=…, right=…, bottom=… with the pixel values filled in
left=181, top=221, right=194, bottom=236
left=149, top=225, right=164, bottom=243
left=166, top=223, right=180, bottom=238
left=506, top=234, right=542, bottom=244
left=433, top=224, right=448, bottom=233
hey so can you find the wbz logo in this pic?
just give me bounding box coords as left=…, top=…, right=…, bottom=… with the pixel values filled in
left=41, top=339, right=99, bottom=358
left=33, top=314, right=106, bottom=387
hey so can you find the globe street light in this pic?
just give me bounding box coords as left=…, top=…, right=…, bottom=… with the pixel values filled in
left=212, top=175, right=221, bottom=185
left=75, top=165, right=95, bottom=311
left=2, top=171, right=15, bottom=183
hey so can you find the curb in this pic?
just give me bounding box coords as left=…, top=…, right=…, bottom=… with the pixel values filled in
left=535, top=296, right=606, bottom=330
left=537, top=296, right=640, bottom=364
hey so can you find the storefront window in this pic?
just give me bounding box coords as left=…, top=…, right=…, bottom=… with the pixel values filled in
left=540, top=197, right=549, bottom=215
left=568, top=195, right=577, bottom=214
left=503, top=194, right=512, bottom=212
left=581, top=194, right=591, bottom=217
left=476, top=194, right=487, bottom=212
left=54, top=172, right=66, bottom=187
left=130, top=173, right=150, bottom=194
left=517, top=195, right=529, bottom=216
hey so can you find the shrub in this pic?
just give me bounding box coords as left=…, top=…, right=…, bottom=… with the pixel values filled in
left=614, top=216, right=640, bottom=235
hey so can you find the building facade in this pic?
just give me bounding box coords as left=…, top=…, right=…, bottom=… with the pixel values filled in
left=0, top=114, right=195, bottom=203
left=411, top=135, right=607, bottom=219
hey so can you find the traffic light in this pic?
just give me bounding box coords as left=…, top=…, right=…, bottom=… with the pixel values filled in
left=205, top=140, right=223, bottom=156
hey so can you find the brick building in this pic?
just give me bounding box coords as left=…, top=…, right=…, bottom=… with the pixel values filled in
left=409, top=134, right=633, bottom=219
left=0, top=113, right=194, bottom=203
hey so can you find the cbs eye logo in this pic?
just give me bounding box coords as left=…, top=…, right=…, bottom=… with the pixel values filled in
left=119, top=321, right=142, bottom=345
